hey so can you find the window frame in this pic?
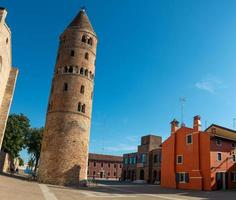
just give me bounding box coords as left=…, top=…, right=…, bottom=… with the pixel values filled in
left=233, top=154, right=236, bottom=163
left=70, top=50, right=75, bottom=57
left=177, top=155, right=183, bottom=164
left=216, top=138, right=222, bottom=146
left=186, top=134, right=193, bottom=144
left=63, top=83, right=68, bottom=91
left=176, top=172, right=189, bottom=183
left=80, top=85, right=85, bottom=94
left=217, top=152, right=222, bottom=162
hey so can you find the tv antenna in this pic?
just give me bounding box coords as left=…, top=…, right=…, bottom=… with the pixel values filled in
left=179, top=97, right=186, bottom=125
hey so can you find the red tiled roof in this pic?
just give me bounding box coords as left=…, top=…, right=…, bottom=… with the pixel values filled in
left=89, top=153, right=123, bottom=162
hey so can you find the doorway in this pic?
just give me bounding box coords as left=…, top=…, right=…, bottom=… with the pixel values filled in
left=100, top=171, right=104, bottom=179
left=216, top=172, right=228, bottom=190
left=140, top=169, right=144, bottom=180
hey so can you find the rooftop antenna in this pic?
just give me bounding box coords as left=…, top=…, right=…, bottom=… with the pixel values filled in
left=179, top=97, right=186, bottom=125
left=233, top=118, right=236, bottom=130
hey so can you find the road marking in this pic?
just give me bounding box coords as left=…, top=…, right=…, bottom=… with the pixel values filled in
left=39, top=184, right=58, bottom=200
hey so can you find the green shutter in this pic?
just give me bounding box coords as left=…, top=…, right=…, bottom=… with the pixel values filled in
left=176, top=173, right=179, bottom=183
left=185, top=173, right=189, bottom=183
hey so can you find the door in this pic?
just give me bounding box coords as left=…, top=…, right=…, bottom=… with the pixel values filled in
left=216, top=172, right=223, bottom=190
left=153, top=170, right=157, bottom=183
left=140, top=169, right=144, bottom=180
left=100, top=172, right=103, bottom=178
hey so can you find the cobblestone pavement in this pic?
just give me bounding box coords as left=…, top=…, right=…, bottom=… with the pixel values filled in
left=0, top=175, right=236, bottom=200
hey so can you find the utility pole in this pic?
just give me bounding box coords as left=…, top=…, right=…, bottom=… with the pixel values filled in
left=179, top=97, right=186, bottom=125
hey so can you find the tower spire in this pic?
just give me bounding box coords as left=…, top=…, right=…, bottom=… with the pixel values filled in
left=69, top=8, right=95, bottom=34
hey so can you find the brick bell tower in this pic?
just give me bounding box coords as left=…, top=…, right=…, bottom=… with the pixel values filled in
left=38, top=8, right=98, bottom=185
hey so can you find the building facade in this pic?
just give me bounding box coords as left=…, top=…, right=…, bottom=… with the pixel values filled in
left=161, top=116, right=236, bottom=191
left=122, top=135, right=162, bottom=183
left=0, top=7, right=18, bottom=150
left=88, top=153, right=123, bottom=180
left=38, top=9, right=97, bottom=185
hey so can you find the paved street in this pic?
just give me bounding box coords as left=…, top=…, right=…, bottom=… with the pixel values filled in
left=0, top=174, right=236, bottom=200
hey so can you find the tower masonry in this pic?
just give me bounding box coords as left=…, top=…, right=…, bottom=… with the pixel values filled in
left=38, top=9, right=98, bottom=185
left=0, top=7, right=18, bottom=149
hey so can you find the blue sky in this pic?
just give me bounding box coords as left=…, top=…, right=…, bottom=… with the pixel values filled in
left=2, top=0, right=236, bottom=161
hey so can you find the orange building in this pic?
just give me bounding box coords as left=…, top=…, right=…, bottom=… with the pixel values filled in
left=161, top=116, right=236, bottom=191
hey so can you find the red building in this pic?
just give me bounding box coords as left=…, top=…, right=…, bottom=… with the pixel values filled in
left=87, top=153, right=123, bottom=180
left=161, top=116, right=236, bottom=190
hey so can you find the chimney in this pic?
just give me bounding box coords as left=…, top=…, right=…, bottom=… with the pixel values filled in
left=171, top=119, right=179, bottom=134
left=0, top=7, right=7, bottom=26
left=193, top=115, right=201, bottom=131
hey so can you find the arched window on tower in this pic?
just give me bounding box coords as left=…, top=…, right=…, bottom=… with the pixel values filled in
left=70, top=50, right=75, bottom=57
left=82, top=104, right=85, bottom=113
left=82, top=35, right=87, bottom=43
left=80, top=85, right=85, bottom=94
left=82, top=104, right=86, bottom=113
left=85, top=69, right=88, bottom=77
left=63, top=83, right=68, bottom=91
left=69, top=66, right=73, bottom=73
left=80, top=67, right=84, bottom=75
left=85, top=52, right=89, bottom=60
left=89, top=71, right=92, bottom=79
left=64, top=66, right=68, bottom=73
left=78, top=102, right=81, bottom=112
left=88, top=38, right=93, bottom=46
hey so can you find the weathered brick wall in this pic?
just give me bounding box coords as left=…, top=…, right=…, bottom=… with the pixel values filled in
left=38, top=9, right=98, bottom=185
left=0, top=8, right=18, bottom=149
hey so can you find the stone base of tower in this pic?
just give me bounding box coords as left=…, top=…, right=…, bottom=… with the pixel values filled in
left=38, top=171, right=87, bottom=186
left=38, top=112, right=90, bottom=186
left=0, top=68, right=18, bottom=148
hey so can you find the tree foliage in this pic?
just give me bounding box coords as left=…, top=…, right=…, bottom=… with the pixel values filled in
left=18, top=157, right=24, bottom=166
left=2, top=114, right=30, bottom=158
left=25, top=127, right=43, bottom=172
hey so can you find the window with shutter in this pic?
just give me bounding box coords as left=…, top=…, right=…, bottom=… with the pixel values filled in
left=185, top=173, right=189, bottom=183
left=176, top=173, right=179, bottom=183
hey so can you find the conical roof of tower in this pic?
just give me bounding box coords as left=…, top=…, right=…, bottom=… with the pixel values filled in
left=69, top=9, right=95, bottom=34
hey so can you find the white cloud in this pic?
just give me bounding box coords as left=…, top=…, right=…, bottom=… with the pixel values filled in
left=195, top=76, right=224, bottom=94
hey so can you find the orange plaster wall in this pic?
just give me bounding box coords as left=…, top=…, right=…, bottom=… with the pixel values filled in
left=161, top=135, right=176, bottom=189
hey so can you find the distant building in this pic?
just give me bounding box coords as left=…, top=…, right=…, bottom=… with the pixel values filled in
left=161, top=116, right=236, bottom=191
left=122, top=135, right=162, bottom=183
left=87, top=153, right=123, bottom=180
left=0, top=7, right=18, bottom=150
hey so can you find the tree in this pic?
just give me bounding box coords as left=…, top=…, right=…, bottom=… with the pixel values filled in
left=25, top=127, right=43, bottom=172
left=2, top=114, right=30, bottom=159
left=18, top=157, right=24, bottom=166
